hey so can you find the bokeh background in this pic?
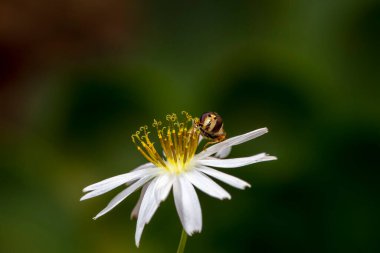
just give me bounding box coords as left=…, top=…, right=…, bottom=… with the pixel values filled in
left=1, top=0, right=379, bottom=252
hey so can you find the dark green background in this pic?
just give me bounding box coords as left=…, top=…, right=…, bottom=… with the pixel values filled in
left=1, top=0, right=379, bottom=252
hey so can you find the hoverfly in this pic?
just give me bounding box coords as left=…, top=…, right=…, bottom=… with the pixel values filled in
left=194, top=112, right=226, bottom=149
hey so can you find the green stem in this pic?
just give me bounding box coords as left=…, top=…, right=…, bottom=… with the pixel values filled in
left=176, top=229, right=188, bottom=253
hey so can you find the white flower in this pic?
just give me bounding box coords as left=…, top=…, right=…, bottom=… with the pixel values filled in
left=81, top=112, right=277, bottom=247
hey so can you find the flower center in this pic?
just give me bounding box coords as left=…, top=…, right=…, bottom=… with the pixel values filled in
left=131, top=112, right=200, bottom=174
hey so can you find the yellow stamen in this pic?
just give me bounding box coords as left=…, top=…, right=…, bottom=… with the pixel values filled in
left=131, top=112, right=200, bottom=174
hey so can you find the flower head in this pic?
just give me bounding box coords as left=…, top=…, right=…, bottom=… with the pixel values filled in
left=81, top=112, right=277, bottom=247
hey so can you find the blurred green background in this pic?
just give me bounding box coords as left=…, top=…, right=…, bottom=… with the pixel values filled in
left=1, top=0, right=379, bottom=252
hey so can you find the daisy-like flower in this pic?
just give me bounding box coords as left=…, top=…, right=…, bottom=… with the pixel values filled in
left=81, top=112, right=276, bottom=247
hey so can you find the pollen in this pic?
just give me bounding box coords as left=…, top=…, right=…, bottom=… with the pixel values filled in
left=131, top=112, right=200, bottom=174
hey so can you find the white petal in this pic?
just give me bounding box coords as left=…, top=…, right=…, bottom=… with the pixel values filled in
left=131, top=162, right=155, bottom=172
left=130, top=183, right=150, bottom=220
left=195, top=128, right=268, bottom=159
left=214, top=145, right=232, bottom=158
left=185, top=170, right=231, bottom=200
left=198, top=153, right=277, bottom=168
left=135, top=177, right=160, bottom=247
left=173, top=175, right=202, bottom=236
left=93, top=175, right=153, bottom=219
left=81, top=183, right=124, bottom=201
left=154, top=173, right=174, bottom=202
left=80, top=167, right=160, bottom=201
left=135, top=174, right=174, bottom=247
left=197, top=166, right=251, bottom=189
left=82, top=163, right=155, bottom=192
